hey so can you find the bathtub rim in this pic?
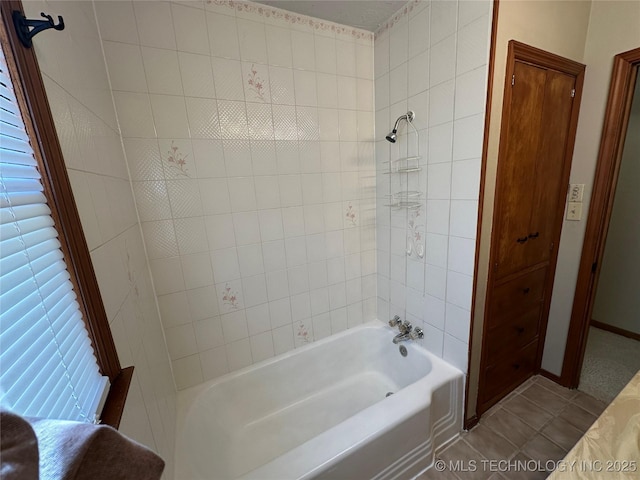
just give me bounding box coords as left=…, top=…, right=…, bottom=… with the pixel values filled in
left=177, top=319, right=452, bottom=406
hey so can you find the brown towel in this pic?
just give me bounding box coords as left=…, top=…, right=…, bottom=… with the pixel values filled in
left=1, top=410, right=165, bottom=480
left=1, top=411, right=39, bottom=480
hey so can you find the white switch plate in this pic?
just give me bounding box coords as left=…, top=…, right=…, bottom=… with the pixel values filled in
left=569, top=184, right=585, bottom=202
left=567, top=202, right=582, bottom=220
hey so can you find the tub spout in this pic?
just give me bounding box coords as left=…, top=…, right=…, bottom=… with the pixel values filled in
left=393, top=328, right=423, bottom=344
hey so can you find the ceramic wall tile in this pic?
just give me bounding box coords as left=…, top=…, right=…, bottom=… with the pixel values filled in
left=113, top=92, right=156, bottom=138
left=237, top=19, right=268, bottom=64
left=133, top=1, right=177, bottom=50
left=266, top=25, right=293, bottom=67
left=31, top=0, right=177, bottom=467
left=272, top=324, right=294, bottom=355
left=172, top=354, right=203, bottom=389
left=172, top=3, right=210, bottom=55
left=95, top=1, right=139, bottom=44
left=200, top=345, right=229, bottom=381
left=315, top=36, right=337, bottom=74
left=430, top=35, right=456, bottom=88
left=179, top=53, right=216, bottom=98
left=430, top=0, right=458, bottom=46
left=443, top=333, right=468, bottom=373
left=408, top=5, right=430, bottom=60
left=142, top=47, right=184, bottom=96
left=97, top=0, right=377, bottom=400
left=388, top=21, right=408, bottom=71
left=454, top=67, right=487, bottom=120
left=187, top=285, right=219, bottom=320
left=375, top=2, right=491, bottom=370
left=269, top=297, right=292, bottom=328
left=291, top=31, right=316, bottom=70
left=445, top=302, right=471, bottom=343
left=456, top=14, right=491, bottom=74
left=103, top=41, right=147, bottom=93
left=207, top=12, right=240, bottom=59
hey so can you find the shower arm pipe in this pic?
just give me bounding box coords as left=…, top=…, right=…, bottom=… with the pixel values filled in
left=391, top=112, right=412, bottom=132
left=386, top=111, right=415, bottom=143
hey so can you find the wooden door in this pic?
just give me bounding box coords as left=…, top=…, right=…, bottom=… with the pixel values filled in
left=494, top=61, right=547, bottom=279
left=495, top=64, right=577, bottom=278
left=526, top=71, right=577, bottom=267
left=477, top=41, right=585, bottom=415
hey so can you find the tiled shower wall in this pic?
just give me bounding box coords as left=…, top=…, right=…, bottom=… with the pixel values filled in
left=375, top=0, right=491, bottom=373
left=96, top=0, right=377, bottom=389
left=25, top=0, right=177, bottom=473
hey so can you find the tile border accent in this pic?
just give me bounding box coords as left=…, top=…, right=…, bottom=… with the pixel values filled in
left=374, top=0, right=422, bottom=38
left=206, top=0, right=374, bottom=41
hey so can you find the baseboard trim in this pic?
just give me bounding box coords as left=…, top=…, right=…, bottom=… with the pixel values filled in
left=538, top=368, right=567, bottom=386
left=591, top=320, right=640, bottom=342
left=464, top=415, right=479, bottom=431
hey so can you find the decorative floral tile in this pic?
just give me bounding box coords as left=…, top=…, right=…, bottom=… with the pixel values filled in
left=293, top=319, right=314, bottom=347
left=159, top=139, right=192, bottom=178
left=216, top=280, right=244, bottom=313
left=242, top=62, right=270, bottom=103
left=344, top=201, right=358, bottom=227
left=408, top=207, right=425, bottom=259
left=124, top=239, right=138, bottom=294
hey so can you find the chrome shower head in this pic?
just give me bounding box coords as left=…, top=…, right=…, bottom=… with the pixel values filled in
left=386, top=130, right=397, bottom=143
left=385, top=111, right=415, bottom=143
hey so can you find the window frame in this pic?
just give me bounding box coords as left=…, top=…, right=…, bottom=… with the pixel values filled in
left=1, top=0, right=132, bottom=428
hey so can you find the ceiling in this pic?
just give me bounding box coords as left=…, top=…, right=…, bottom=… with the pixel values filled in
left=253, top=0, right=407, bottom=32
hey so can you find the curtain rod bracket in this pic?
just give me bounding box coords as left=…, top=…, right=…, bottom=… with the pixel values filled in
left=12, top=11, right=65, bottom=49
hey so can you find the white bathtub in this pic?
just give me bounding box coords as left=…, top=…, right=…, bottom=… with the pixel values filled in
left=175, top=321, right=463, bottom=480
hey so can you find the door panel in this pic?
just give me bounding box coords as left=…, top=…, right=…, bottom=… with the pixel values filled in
left=526, top=71, right=576, bottom=265
left=495, top=62, right=547, bottom=279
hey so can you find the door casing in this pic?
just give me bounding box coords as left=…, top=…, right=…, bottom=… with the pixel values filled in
left=561, top=47, right=640, bottom=388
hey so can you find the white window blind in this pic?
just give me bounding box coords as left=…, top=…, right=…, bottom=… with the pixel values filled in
left=0, top=42, right=108, bottom=423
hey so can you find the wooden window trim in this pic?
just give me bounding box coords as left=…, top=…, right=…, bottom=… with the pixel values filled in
left=1, top=1, right=132, bottom=428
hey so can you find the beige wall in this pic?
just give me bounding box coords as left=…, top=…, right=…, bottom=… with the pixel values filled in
left=542, top=0, right=640, bottom=373
left=591, top=81, right=640, bottom=336
left=469, top=0, right=640, bottom=420
left=468, top=0, right=592, bottom=419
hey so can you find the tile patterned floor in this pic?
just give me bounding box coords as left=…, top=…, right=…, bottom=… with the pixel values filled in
left=417, top=375, right=608, bottom=480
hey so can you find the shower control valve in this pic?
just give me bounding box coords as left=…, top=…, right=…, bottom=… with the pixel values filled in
left=399, top=321, right=412, bottom=334
left=410, top=328, right=424, bottom=340
left=388, top=315, right=402, bottom=327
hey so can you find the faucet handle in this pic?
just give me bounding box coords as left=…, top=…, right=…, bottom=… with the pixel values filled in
left=400, top=321, right=412, bottom=333
left=410, top=327, right=423, bottom=340
left=388, top=315, right=401, bottom=327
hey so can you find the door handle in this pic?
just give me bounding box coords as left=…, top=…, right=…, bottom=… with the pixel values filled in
left=523, top=287, right=531, bottom=294
left=515, top=326, right=525, bottom=334
left=512, top=363, right=521, bottom=370
left=529, top=232, right=540, bottom=239
left=516, top=236, right=528, bottom=244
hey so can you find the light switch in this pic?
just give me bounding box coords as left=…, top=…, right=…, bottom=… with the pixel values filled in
left=569, top=184, right=585, bottom=202
left=567, top=202, right=582, bottom=221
